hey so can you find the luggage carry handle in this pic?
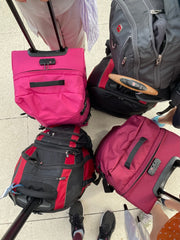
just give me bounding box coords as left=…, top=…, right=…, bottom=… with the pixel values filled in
left=6, top=0, right=66, bottom=56
left=124, top=137, right=147, bottom=169
left=109, top=73, right=158, bottom=96
left=153, top=157, right=180, bottom=202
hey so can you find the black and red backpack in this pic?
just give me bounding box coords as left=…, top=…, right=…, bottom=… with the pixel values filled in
left=9, top=125, right=96, bottom=213
left=87, top=42, right=156, bottom=118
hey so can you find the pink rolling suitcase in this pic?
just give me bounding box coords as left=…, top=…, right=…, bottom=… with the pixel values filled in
left=8, top=0, right=90, bottom=127
left=95, top=115, right=180, bottom=213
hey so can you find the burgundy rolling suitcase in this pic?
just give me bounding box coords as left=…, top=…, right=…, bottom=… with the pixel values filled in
left=95, top=115, right=180, bottom=213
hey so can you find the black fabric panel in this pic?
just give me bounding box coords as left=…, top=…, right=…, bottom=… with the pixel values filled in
left=20, top=161, right=63, bottom=191
left=88, top=87, right=155, bottom=118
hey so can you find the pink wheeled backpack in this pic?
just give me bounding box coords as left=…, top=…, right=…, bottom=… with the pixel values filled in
left=95, top=115, right=180, bottom=213
left=9, top=0, right=90, bottom=127
left=12, top=48, right=90, bottom=127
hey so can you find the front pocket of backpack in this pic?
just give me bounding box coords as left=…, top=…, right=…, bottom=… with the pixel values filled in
left=14, top=70, right=86, bottom=121
left=111, top=37, right=134, bottom=77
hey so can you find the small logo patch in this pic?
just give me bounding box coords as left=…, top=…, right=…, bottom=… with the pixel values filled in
left=117, top=24, right=122, bottom=32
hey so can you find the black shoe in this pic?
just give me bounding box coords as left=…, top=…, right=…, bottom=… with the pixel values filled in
left=97, top=211, right=116, bottom=240
left=69, top=201, right=84, bottom=237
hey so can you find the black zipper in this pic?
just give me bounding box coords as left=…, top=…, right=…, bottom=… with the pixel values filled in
left=35, top=140, right=81, bottom=156
left=15, top=68, right=84, bottom=78
left=26, top=158, right=86, bottom=169
left=22, top=172, right=66, bottom=181
left=115, top=0, right=140, bottom=79
left=80, top=98, right=87, bottom=115
left=37, top=131, right=90, bottom=148
left=44, top=128, right=80, bottom=137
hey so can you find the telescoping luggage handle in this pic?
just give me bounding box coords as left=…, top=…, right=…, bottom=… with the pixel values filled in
left=6, top=0, right=67, bottom=56
left=154, top=157, right=180, bottom=203
left=1, top=198, right=41, bottom=240
left=101, top=157, right=180, bottom=204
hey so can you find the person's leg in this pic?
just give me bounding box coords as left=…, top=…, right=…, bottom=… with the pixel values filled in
left=69, top=201, right=84, bottom=240
left=161, top=197, right=180, bottom=212
left=15, top=1, right=63, bottom=50
left=16, top=0, right=84, bottom=50
left=150, top=203, right=169, bottom=240
left=97, top=211, right=116, bottom=240
left=158, top=107, right=177, bottom=125
left=55, top=0, right=85, bottom=49
left=172, top=105, right=180, bottom=128
left=37, top=0, right=85, bottom=50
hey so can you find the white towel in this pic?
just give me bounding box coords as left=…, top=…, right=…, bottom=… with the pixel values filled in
left=80, top=0, right=99, bottom=51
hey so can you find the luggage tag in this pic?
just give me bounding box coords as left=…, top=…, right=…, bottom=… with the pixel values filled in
left=0, top=183, right=22, bottom=199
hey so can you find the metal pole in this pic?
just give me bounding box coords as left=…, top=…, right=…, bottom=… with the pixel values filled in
left=6, top=0, right=37, bottom=52
left=159, top=188, right=180, bottom=203
left=47, top=0, right=65, bottom=51
left=2, top=198, right=41, bottom=240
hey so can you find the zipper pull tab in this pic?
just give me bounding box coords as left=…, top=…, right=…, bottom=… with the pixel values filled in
left=150, top=9, right=164, bottom=14
left=80, top=99, right=87, bottom=115
left=156, top=55, right=162, bottom=65
left=66, top=150, right=80, bottom=157
left=56, top=177, right=66, bottom=181
left=66, top=151, right=69, bottom=158
left=121, top=57, right=127, bottom=65
left=111, top=39, right=117, bottom=49
left=0, top=183, right=23, bottom=199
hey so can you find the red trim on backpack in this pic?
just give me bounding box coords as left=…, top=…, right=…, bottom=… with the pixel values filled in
left=69, top=141, right=76, bottom=148
left=14, top=156, right=23, bottom=172
left=71, top=135, right=79, bottom=141
left=44, top=129, right=50, bottom=133
left=36, top=129, right=49, bottom=141
left=69, top=126, right=80, bottom=148
left=98, top=59, right=114, bottom=89
left=54, top=169, right=72, bottom=210
left=65, top=154, right=75, bottom=164
left=83, top=159, right=94, bottom=181
left=73, top=126, right=80, bottom=134
left=36, top=134, right=45, bottom=141
left=13, top=157, right=27, bottom=185
left=82, top=148, right=89, bottom=158
left=139, top=100, right=147, bottom=105
left=25, top=146, right=37, bottom=156
left=81, top=148, right=95, bottom=194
